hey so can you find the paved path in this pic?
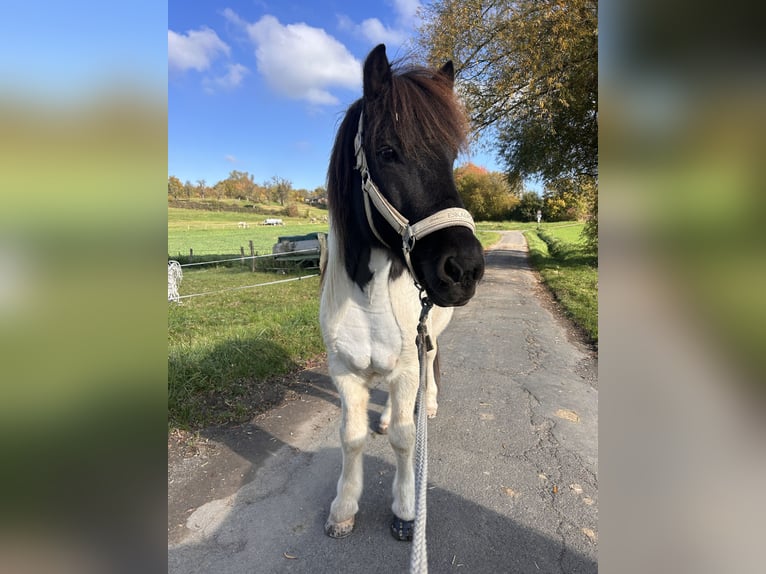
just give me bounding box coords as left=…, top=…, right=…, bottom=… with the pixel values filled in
left=169, top=231, right=598, bottom=573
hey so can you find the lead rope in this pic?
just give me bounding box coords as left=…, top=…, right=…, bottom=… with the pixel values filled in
left=410, top=291, right=433, bottom=574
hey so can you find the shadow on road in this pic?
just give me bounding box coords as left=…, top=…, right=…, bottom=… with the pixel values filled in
left=169, top=429, right=597, bottom=573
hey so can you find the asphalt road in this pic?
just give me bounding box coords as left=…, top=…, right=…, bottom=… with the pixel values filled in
left=168, top=230, right=598, bottom=573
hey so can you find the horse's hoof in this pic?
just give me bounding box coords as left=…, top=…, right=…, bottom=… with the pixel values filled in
left=390, top=515, right=414, bottom=541
left=377, top=420, right=389, bottom=434
left=325, top=517, right=355, bottom=538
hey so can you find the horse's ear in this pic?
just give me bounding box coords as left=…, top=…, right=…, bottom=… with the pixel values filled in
left=439, top=60, right=455, bottom=86
left=363, top=44, right=391, bottom=101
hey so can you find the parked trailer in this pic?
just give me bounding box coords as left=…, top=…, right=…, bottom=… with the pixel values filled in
left=271, top=232, right=326, bottom=269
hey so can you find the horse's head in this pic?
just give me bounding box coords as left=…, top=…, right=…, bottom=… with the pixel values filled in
left=355, top=44, right=485, bottom=307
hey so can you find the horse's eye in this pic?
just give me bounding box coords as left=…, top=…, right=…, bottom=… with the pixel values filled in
left=377, top=146, right=396, bottom=162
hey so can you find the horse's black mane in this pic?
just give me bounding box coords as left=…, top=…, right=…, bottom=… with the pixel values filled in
left=326, top=61, right=468, bottom=288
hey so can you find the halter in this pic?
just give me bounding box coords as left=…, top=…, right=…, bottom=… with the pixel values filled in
left=353, top=110, right=476, bottom=287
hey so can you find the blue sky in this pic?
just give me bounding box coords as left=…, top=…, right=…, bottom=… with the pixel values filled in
left=1, top=1, right=165, bottom=99
left=169, top=0, right=506, bottom=192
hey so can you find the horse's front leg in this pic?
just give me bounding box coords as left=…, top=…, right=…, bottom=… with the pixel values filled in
left=379, top=345, right=439, bottom=434
left=387, top=368, right=419, bottom=541
left=325, top=371, right=370, bottom=538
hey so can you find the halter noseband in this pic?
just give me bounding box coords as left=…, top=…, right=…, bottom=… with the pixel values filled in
left=353, top=111, right=476, bottom=287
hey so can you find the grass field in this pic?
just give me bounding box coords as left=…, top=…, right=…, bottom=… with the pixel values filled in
left=168, top=267, right=324, bottom=429
left=168, top=206, right=329, bottom=258
left=523, top=223, right=598, bottom=343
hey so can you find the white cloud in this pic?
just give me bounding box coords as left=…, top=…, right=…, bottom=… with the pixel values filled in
left=358, top=18, right=407, bottom=47
left=168, top=27, right=230, bottom=72
left=221, top=8, right=245, bottom=28
left=393, top=0, right=422, bottom=26
left=336, top=14, right=354, bottom=33
left=205, top=63, right=249, bottom=91
left=234, top=13, right=361, bottom=106
left=337, top=0, right=422, bottom=49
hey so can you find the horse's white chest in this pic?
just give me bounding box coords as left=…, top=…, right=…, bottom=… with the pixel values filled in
left=334, top=289, right=402, bottom=374
left=322, top=249, right=417, bottom=376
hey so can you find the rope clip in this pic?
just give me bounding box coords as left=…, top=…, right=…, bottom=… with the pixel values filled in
left=403, top=226, right=417, bottom=254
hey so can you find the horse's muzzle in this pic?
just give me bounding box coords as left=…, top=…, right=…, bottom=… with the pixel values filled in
left=414, top=229, right=485, bottom=307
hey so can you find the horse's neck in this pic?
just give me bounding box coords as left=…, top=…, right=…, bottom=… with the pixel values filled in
left=321, top=223, right=420, bottom=323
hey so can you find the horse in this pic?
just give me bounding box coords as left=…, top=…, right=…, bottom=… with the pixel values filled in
left=319, top=44, right=485, bottom=541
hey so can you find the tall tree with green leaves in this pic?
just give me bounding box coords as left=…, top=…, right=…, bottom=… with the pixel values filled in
left=418, top=0, right=597, bottom=242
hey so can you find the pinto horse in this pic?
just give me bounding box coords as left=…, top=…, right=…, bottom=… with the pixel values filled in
left=320, top=44, right=485, bottom=540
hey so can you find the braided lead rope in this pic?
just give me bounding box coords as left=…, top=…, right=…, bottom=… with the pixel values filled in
left=410, top=295, right=434, bottom=574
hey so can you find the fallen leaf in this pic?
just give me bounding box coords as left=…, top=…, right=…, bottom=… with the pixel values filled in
left=552, top=485, right=559, bottom=494
left=283, top=552, right=297, bottom=560
left=569, top=483, right=583, bottom=495
left=582, top=528, right=597, bottom=542
left=555, top=409, right=580, bottom=422
left=501, top=486, right=518, bottom=497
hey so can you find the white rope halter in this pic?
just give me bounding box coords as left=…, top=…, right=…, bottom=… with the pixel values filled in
left=353, top=111, right=475, bottom=287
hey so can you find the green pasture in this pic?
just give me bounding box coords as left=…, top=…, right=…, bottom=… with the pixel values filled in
left=168, top=267, right=323, bottom=429
left=168, top=206, right=328, bottom=258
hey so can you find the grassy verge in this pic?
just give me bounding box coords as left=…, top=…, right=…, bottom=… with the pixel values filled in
left=168, top=267, right=323, bottom=430
left=524, top=224, right=598, bottom=344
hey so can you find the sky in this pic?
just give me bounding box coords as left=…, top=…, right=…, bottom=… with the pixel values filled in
left=168, top=0, right=507, bottom=192
left=1, top=1, right=166, bottom=99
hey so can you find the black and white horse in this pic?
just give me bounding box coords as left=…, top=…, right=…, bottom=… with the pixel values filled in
left=320, top=44, right=485, bottom=540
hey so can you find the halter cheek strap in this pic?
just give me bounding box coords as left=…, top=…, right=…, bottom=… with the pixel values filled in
left=353, top=111, right=476, bottom=286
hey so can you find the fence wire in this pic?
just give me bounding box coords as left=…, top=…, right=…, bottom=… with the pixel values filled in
left=173, top=273, right=319, bottom=301
left=168, top=241, right=323, bottom=301
left=177, top=248, right=319, bottom=268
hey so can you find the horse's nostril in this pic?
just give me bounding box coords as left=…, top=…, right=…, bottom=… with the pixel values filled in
left=443, top=256, right=464, bottom=284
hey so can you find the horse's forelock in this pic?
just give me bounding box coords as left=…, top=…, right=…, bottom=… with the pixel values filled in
left=368, top=64, right=469, bottom=163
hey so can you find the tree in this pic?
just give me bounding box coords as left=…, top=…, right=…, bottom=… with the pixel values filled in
left=267, top=176, right=293, bottom=206
left=211, top=180, right=227, bottom=201
left=542, top=175, right=593, bottom=221
left=196, top=179, right=207, bottom=199
left=168, top=175, right=183, bottom=199
left=183, top=180, right=195, bottom=199
left=418, top=0, right=598, bottom=243
left=225, top=170, right=256, bottom=200
left=511, top=191, right=543, bottom=222
left=454, top=163, right=520, bottom=221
